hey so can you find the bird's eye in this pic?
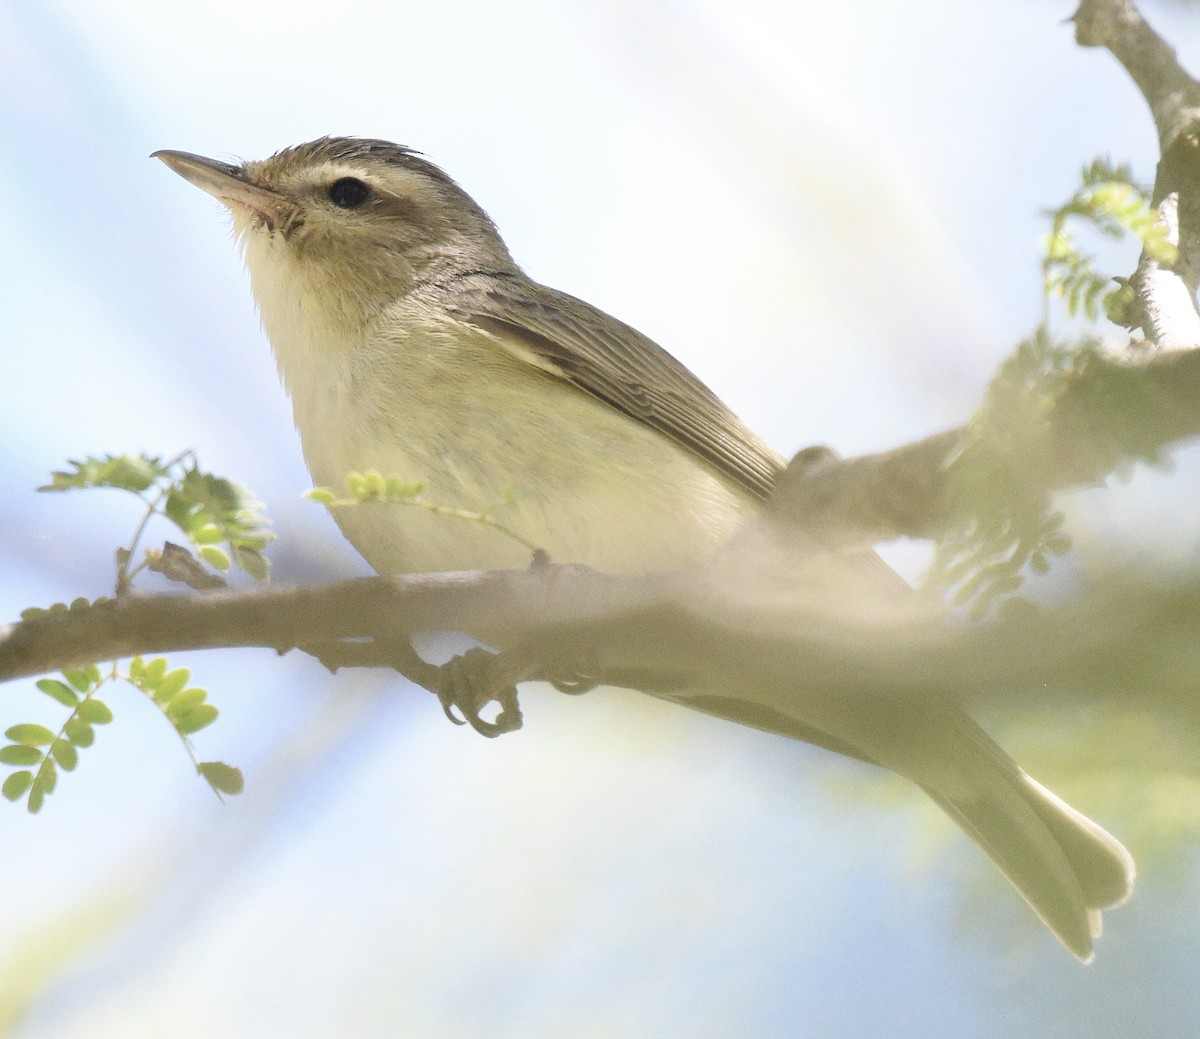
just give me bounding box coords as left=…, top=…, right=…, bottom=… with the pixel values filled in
left=328, top=177, right=371, bottom=209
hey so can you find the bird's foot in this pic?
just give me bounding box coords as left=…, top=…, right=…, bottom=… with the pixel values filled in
left=436, top=647, right=526, bottom=737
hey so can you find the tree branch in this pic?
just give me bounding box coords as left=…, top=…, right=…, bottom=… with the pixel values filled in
left=1073, top=0, right=1200, bottom=150
left=748, top=343, right=1200, bottom=551
left=1074, top=0, right=1200, bottom=343
left=2, top=564, right=1199, bottom=727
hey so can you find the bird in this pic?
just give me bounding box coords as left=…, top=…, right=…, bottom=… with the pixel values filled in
left=154, top=136, right=1134, bottom=960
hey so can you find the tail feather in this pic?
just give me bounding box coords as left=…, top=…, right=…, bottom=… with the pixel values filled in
left=921, top=774, right=1129, bottom=961
left=668, top=692, right=1134, bottom=959
left=912, top=716, right=1134, bottom=962
left=1019, top=774, right=1135, bottom=910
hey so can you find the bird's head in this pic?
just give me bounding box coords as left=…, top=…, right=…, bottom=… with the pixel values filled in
left=154, top=137, right=515, bottom=333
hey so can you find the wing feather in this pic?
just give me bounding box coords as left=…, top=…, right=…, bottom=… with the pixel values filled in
left=442, top=273, right=783, bottom=500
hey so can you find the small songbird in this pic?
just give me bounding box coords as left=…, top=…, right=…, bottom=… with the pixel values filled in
left=155, top=137, right=1133, bottom=959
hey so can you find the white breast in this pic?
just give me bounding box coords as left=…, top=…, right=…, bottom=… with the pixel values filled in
left=245, top=235, right=759, bottom=575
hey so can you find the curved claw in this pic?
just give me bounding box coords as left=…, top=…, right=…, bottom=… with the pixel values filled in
left=547, top=647, right=601, bottom=696
left=437, top=697, right=467, bottom=728
left=549, top=674, right=598, bottom=695
left=436, top=648, right=524, bottom=738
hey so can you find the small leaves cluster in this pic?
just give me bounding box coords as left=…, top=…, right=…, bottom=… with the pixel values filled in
left=5, top=451, right=260, bottom=812
left=1043, top=157, right=1177, bottom=323
left=927, top=331, right=1083, bottom=617
left=163, top=467, right=273, bottom=579
left=308, top=469, right=426, bottom=506
left=931, top=157, right=1181, bottom=617
left=1, top=666, right=111, bottom=813
left=1, top=658, right=243, bottom=813
left=127, top=657, right=243, bottom=798
left=41, top=451, right=273, bottom=593
left=128, top=657, right=218, bottom=737
left=308, top=469, right=539, bottom=554
left=19, top=596, right=110, bottom=622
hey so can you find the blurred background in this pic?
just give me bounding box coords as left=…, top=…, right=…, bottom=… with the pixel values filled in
left=3, top=0, right=1200, bottom=1035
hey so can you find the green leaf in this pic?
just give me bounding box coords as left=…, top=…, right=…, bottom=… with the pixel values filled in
left=0, top=745, right=43, bottom=766
left=177, top=704, right=219, bottom=734
left=141, top=657, right=169, bottom=689
left=191, top=524, right=225, bottom=545
left=163, top=488, right=190, bottom=529
left=198, top=761, right=244, bottom=796
left=76, top=699, right=113, bottom=725
left=183, top=470, right=241, bottom=512
left=164, top=470, right=274, bottom=570
left=199, top=546, right=231, bottom=571
left=39, top=453, right=167, bottom=494
left=36, top=759, right=57, bottom=795
left=62, top=668, right=97, bottom=693
left=64, top=718, right=95, bottom=747
left=26, top=784, right=44, bottom=814
left=386, top=477, right=426, bottom=501
left=5, top=724, right=55, bottom=746
left=51, top=739, right=78, bottom=772
left=233, top=547, right=269, bottom=581
left=165, top=687, right=207, bottom=719
left=2, top=771, right=33, bottom=801
left=36, top=678, right=79, bottom=706
left=153, top=668, right=191, bottom=706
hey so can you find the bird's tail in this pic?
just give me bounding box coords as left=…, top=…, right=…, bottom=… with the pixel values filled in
left=679, top=693, right=1133, bottom=960
left=920, top=742, right=1134, bottom=962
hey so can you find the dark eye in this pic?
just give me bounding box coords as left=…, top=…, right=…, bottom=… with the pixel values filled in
left=328, top=177, right=370, bottom=209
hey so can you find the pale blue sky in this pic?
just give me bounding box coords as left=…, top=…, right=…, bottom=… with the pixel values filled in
left=3, top=2, right=1200, bottom=1036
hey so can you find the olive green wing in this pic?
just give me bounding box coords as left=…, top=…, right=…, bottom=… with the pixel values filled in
left=444, top=273, right=783, bottom=500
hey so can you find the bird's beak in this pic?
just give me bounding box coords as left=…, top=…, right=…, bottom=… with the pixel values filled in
left=152, top=149, right=285, bottom=218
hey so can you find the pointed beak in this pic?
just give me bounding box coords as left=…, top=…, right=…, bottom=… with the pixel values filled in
left=152, top=149, right=285, bottom=217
